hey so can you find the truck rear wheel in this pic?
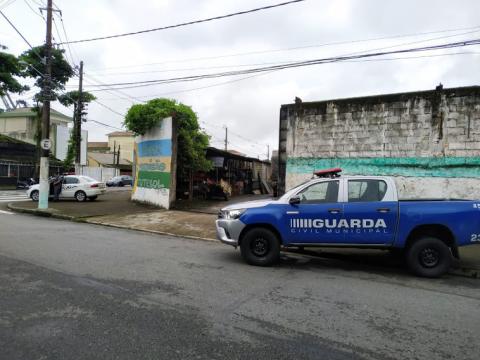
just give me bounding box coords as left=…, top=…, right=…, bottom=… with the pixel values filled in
left=406, top=237, right=452, bottom=278
left=240, top=228, right=280, bottom=266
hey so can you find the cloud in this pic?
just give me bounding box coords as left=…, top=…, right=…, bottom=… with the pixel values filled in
left=2, top=0, right=479, bottom=158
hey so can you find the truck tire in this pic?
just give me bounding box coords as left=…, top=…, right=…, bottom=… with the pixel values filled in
left=406, top=237, right=452, bottom=278
left=240, top=228, right=280, bottom=266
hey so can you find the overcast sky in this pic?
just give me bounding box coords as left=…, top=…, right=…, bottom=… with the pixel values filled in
left=1, top=0, right=479, bottom=158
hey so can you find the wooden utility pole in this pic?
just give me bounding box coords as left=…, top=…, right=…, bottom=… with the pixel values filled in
left=224, top=126, right=228, bottom=151
left=116, top=145, right=120, bottom=166
left=267, top=144, right=270, bottom=160
left=113, top=141, right=116, bottom=165
left=75, top=60, right=83, bottom=165
left=38, top=0, right=53, bottom=209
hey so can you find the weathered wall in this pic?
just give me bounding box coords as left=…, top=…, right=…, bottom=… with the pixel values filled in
left=131, top=117, right=176, bottom=209
left=279, top=86, right=480, bottom=198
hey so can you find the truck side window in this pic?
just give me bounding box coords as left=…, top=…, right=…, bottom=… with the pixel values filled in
left=297, top=181, right=339, bottom=204
left=348, top=180, right=387, bottom=202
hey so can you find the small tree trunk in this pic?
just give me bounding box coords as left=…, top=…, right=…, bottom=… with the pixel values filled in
left=188, top=168, right=193, bottom=201
left=34, top=109, right=42, bottom=179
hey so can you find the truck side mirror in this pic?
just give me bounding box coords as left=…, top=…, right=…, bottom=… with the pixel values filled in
left=289, top=195, right=301, bottom=205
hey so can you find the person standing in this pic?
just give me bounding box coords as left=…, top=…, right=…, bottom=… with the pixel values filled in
left=53, top=175, right=64, bottom=201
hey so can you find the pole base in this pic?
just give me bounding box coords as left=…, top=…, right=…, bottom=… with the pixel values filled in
left=38, top=156, right=50, bottom=209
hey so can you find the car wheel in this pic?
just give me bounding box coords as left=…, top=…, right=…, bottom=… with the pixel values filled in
left=88, top=196, right=98, bottom=201
left=119, top=182, right=124, bottom=187
left=75, top=190, right=87, bottom=202
left=406, top=237, right=452, bottom=278
left=30, top=190, right=39, bottom=202
left=240, top=228, right=280, bottom=266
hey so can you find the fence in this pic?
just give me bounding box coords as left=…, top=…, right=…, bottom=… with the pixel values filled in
left=75, top=166, right=119, bottom=182
left=0, top=161, right=63, bottom=187
left=0, top=161, right=63, bottom=180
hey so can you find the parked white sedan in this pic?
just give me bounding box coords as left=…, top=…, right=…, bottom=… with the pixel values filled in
left=27, top=175, right=106, bottom=202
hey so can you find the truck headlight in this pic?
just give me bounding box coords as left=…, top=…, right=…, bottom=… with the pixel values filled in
left=224, top=209, right=245, bottom=220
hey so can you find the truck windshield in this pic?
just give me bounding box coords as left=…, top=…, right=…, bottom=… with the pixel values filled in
left=279, top=179, right=312, bottom=201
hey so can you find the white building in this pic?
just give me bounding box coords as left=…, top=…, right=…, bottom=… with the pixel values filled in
left=0, top=107, right=87, bottom=164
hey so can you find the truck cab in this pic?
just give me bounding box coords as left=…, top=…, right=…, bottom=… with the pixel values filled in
left=216, top=169, right=480, bottom=277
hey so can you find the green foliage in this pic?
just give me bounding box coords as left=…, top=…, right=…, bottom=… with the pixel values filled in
left=0, top=47, right=28, bottom=96
left=58, top=91, right=95, bottom=166
left=58, top=90, right=96, bottom=107
left=125, top=98, right=212, bottom=173
left=19, top=45, right=73, bottom=102
left=63, top=132, right=76, bottom=169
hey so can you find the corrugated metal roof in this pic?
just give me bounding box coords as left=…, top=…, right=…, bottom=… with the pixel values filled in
left=88, top=151, right=131, bottom=166
left=107, top=131, right=134, bottom=137
left=88, top=142, right=109, bottom=148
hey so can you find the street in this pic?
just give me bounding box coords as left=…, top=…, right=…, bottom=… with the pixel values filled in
left=0, top=212, right=479, bottom=360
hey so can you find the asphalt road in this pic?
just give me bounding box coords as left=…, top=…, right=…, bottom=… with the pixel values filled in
left=0, top=212, right=479, bottom=360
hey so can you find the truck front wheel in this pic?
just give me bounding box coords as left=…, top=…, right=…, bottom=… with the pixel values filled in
left=406, top=237, right=452, bottom=278
left=240, top=228, right=280, bottom=266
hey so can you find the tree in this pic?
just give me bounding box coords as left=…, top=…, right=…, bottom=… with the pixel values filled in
left=58, top=90, right=97, bottom=169
left=20, top=45, right=73, bottom=176
left=19, top=45, right=73, bottom=102
left=0, top=45, right=28, bottom=97
left=125, top=98, right=212, bottom=200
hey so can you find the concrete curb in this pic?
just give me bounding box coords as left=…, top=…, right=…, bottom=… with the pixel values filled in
left=6, top=202, right=479, bottom=279
left=7, top=202, right=76, bottom=220
left=83, top=219, right=217, bottom=243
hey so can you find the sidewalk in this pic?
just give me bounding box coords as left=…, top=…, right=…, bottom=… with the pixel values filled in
left=7, top=189, right=480, bottom=278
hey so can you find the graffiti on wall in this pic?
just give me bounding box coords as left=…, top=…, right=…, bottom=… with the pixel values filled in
left=132, top=117, right=175, bottom=209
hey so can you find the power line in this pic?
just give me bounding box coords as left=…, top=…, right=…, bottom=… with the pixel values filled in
left=87, top=24, right=480, bottom=73
left=0, top=9, right=35, bottom=48
left=24, top=0, right=44, bottom=20
left=96, top=70, right=277, bottom=101
left=83, top=38, right=480, bottom=92
left=55, top=0, right=306, bottom=45
left=88, top=119, right=123, bottom=130
left=0, top=0, right=16, bottom=10
left=95, top=51, right=480, bottom=102
left=1, top=6, right=125, bottom=131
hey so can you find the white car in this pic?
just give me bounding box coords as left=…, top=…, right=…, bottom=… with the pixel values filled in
left=27, top=175, right=106, bottom=202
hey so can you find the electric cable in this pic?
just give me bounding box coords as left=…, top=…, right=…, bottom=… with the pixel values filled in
left=55, top=0, right=306, bottom=45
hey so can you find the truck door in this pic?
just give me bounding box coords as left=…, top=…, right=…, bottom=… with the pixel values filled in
left=343, top=179, right=397, bottom=245
left=283, top=180, right=344, bottom=244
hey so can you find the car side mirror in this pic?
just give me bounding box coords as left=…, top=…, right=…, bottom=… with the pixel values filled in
left=289, top=195, right=301, bottom=205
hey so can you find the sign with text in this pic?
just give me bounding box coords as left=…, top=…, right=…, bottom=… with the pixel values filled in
left=131, top=117, right=175, bottom=209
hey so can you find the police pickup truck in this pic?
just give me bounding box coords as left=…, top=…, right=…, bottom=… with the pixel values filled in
left=216, top=168, right=480, bottom=277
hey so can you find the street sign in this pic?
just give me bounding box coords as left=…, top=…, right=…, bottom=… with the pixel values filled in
left=40, top=139, right=52, bottom=150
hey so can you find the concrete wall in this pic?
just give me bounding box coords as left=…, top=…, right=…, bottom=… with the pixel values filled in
left=131, top=117, right=176, bottom=209
left=278, top=86, right=480, bottom=198
left=75, top=166, right=119, bottom=183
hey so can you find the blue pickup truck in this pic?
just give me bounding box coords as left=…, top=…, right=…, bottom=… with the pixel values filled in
left=216, top=169, right=480, bottom=277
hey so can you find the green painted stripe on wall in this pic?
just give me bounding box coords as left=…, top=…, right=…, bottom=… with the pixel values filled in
left=286, top=157, right=480, bottom=178
left=137, top=170, right=171, bottom=189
